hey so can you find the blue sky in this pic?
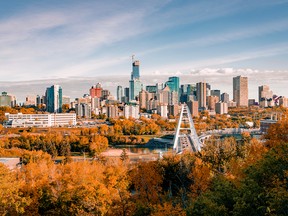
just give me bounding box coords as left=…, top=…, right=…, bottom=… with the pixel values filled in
left=0, top=0, right=288, bottom=101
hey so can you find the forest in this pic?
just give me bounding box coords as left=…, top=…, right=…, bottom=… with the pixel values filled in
left=0, top=118, right=287, bottom=215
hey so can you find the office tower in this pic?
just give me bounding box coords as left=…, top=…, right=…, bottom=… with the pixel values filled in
left=233, top=76, right=248, bottom=107
left=116, top=86, right=123, bottom=102
left=46, top=85, right=62, bottom=113
left=196, top=82, right=207, bottom=110
left=157, top=86, right=170, bottom=105
left=165, top=76, right=180, bottom=93
left=121, top=87, right=129, bottom=103
left=211, top=90, right=221, bottom=100
left=131, top=60, right=140, bottom=79
left=139, top=90, right=153, bottom=109
left=187, top=100, right=199, bottom=117
left=259, top=85, right=273, bottom=104
left=129, top=59, right=142, bottom=101
left=129, top=79, right=142, bottom=101
left=221, top=92, right=229, bottom=103
left=90, top=83, right=102, bottom=98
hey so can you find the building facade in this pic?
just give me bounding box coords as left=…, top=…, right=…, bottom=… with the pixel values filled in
left=233, top=76, right=248, bottom=107
left=196, top=82, right=207, bottom=110
left=46, top=85, right=62, bottom=113
left=5, top=113, right=76, bottom=127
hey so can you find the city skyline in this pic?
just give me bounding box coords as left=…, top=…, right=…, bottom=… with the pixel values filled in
left=0, top=0, right=288, bottom=83
left=0, top=72, right=287, bottom=104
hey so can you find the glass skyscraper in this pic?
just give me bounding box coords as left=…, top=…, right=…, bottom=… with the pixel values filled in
left=165, top=76, right=180, bottom=93
left=129, top=59, right=142, bottom=101
left=131, top=60, right=140, bottom=80
left=46, top=85, right=62, bottom=113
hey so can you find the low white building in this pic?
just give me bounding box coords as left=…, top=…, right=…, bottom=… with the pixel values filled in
left=124, top=104, right=139, bottom=119
left=5, top=113, right=77, bottom=127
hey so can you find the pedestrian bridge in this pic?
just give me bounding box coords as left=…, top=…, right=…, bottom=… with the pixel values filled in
left=172, top=103, right=202, bottom=154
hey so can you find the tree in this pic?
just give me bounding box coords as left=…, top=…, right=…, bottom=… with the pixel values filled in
left=0, top=163, right=30, bottom=215
left=131, top=162, right=163, bottom=205
left=89, top=135, right=109, bottom=157
left=264, top=119, right=288, bottom=148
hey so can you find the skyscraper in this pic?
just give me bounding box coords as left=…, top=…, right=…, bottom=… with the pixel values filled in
left=196, top=82, right=207, bottom=110
left=211, top=90, right=221, bottom=100
left=116, top=85, right=123, bottom=102
left=90, top=83, right=102, bottom=98
left=221, top=92, right=229, bottom=103
left=233, top=76, right=248, bottom=107
left=165, top=76, right=180, bottom=93
left=46, top=85, right=62, bottom=113
left=129, top=58, right=142, bottom=101
left=131, top=60, right=140, bottom=79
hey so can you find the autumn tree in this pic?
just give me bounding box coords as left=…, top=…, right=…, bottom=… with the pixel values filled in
left=89, top=135, right=109, bottom=158
left=0, top=163, right=30, bottom=215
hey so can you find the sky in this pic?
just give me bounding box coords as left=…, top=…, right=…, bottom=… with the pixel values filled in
left=0, top=0, right=288, bottom=102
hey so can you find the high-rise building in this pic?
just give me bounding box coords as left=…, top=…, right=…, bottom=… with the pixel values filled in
left=129, top=59, right=142, bottom=101
left=46, top=85, right=62, bottom=113
left=165, top=76, right=180, bottom=93
left=131, top=60, right=140, bottom=80
left=221, top=92, right=229, bottom=103
left=211, top=90, right=221, bottom=100
left=233, top=76, right=248, bottom=107
left=90, top=83, right=102, bottom=98
left=129, top=79, right=142, bottom=101
left=139, top=90, right=153, bottom=110
left=116, top=86, right=123, bottom=102
left=258, top=85, right=273, bottom=104
left=156, top=86, right=170, bottom=105
left=187, top=100, right=199, bottom=117
left=196, top=82, right=207, bottom=110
